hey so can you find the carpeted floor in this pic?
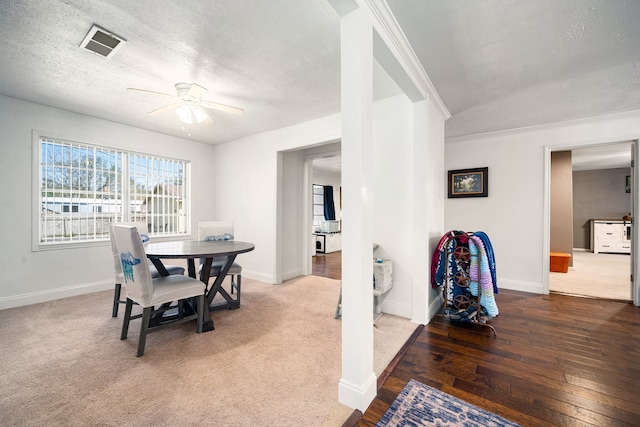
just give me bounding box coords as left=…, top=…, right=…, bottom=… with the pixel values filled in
left=549, top=250, right=631, bottom=300
left=0, top=275, right=416, bottom=427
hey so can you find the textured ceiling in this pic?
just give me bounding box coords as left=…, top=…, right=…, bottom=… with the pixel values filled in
left=386, top=0, right=640, bottom=138
left=0, top=0, right=638, bottom=147
left=0, top=0, right=343, bottom=144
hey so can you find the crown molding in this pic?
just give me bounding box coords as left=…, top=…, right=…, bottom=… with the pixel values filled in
left=446, top=109, right=640, bottom=143
left=361, top=0, right=451, bottom=120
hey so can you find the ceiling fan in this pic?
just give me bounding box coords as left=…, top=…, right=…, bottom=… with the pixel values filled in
left=127, top=82, right=244, bottom=125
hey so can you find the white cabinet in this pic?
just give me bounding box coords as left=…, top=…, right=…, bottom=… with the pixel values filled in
left=314, top=232, right=341, bottom=254
left=325, top=233, right=341, bottom=253
left=591, top=220, right=631, bottom=254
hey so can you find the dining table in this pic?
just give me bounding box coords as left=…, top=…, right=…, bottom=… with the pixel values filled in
left=145, top=239, right=255, bottom=332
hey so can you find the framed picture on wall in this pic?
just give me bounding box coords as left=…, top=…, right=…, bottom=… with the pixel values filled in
left=448, top=167, right=489, bottom=198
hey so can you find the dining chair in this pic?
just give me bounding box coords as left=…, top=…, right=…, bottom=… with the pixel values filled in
left=197, top=221, right=243, bottom=302
left=110, top=221, right=186, bottom=317
left=111, top=225, right=205, bottom=357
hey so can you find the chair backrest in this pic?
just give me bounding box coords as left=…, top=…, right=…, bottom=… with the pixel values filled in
left=111, top=225, right=154, bottom=305
left=122, top=221, right=151, bottom=243
left=109, top=222, right=151, bottom=282
left=109, top=225, right=124, bottom=282
left=198, top=221, right=234, bottom=241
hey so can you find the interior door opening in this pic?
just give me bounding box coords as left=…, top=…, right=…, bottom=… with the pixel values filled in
left=310, top=155, right=342, bottom=281
left=549, top=142, right=633, bottom=301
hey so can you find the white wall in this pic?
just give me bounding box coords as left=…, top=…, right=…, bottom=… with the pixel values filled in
left=211, top=95, right=424, bottom=318
left=0, top=90, right=445, bottom=319
left=0, top=95, right=217, bottom=309
left=371, top=95, right=414, bottom=317
left=445, top=111, right=640, bottom=294
left=210, top=114, right=342, bottom=283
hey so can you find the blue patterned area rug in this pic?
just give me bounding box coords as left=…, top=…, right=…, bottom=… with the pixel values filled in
left=376, top=379, right=521, bottom=427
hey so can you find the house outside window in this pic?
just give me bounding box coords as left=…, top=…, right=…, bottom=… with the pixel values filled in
left=36, top=136, right=189, bottom=248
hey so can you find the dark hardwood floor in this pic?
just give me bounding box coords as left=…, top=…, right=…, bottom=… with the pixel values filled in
left=312, top=250, right=342, bottom=280
left=349, top=290, right=640, bottom=427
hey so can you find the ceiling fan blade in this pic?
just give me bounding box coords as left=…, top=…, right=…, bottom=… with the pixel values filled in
left=187, top=83, right=207, bottom=99
left=201, top=112, right=215, bottom=126
left=200, top=100, right=245, bottom=116
left=127, top=87, right=175, bottom=98
left=147, top=102, right=182, bottom=116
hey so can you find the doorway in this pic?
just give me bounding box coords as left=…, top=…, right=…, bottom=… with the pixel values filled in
left=310, top=154, right=342, bottom=280
left=548, top=142, right=633, bottom=300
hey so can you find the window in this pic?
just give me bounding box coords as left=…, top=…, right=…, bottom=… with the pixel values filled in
left=313, top=184, right=325, bottom=229
left=36, top=136, right=189, bottom=247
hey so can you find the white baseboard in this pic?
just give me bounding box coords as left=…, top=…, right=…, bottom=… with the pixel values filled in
left=380, top=299, right=411, bottom=318
left=498, top=279, right=544, bottom=294
left=282, top=268, right=304, bottom=282
left=0, top=269, right=279, bottom=311
left=427, top=293, right=445, bottom=321
left=0, top=280, right=113, bottom=310
left=338, top=373, right=377, bottom=411
left=242, top=270, right=273, bottom=284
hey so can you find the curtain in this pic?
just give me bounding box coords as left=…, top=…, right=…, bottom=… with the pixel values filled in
left=323, top=185, right=336, bottom=220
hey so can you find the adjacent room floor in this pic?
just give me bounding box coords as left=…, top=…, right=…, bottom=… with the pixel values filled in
left=312, top=250, right=342, bottom=280
left=549, top=250, right=631, bottom=301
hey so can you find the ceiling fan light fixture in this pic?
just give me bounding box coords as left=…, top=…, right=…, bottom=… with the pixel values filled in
left=175, top=104, right=193, bottom=124
left=192, top=106, right=208, bottom=124
left=130, top=82, right=235, bottom=124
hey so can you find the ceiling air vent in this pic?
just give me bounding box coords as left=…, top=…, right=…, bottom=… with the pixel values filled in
left=79, top=25, right=126, bottom=59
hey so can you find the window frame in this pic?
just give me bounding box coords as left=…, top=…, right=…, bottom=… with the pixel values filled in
left=312, top=184, right=325, bottom=229
left=32, top=132, right=191, bottom=251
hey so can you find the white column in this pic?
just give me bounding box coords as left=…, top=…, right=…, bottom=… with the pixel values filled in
left=410, top=100, right=430, bottom=324
left=338, top=6, right=377, bottom=411
left=425, top=98, right=446, bottom=319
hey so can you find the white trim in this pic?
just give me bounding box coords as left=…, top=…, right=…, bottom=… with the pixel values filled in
left=542, top=145, right=552, bottom=295
left=632, top=140, right=640, bottom=305
left=427, top=294, right=444, bottom=321
left=543, top=138, right=640, bottom=306
left=242, top=270, right=273, bottom=284
left=32, top=130, right=191, bottom=251
left=380, top=300, right=411, bottom=318
left=0, top=279, right=113, bottom=310
left=498, top=279, right=545, bottom=295
left=338, top=373, right=377, bottom=412
left=447, top=109, right=640, bottom=144
left=274, top=151, right=284, bottom=285
left=410, top=100, right=431, bottom=324
left=303, top=157, right=314, bottom=276
left=282, top=268, right=305, bottom=282
left=304, top=149, right=342, bottom=277
left=32, top=131, right=42, bottom=252
left=362, top=0, right=451, bottom=121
